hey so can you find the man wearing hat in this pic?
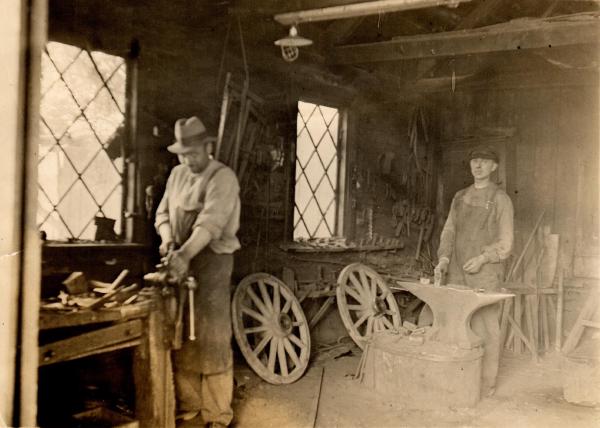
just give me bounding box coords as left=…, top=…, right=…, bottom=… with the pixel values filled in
left=432, top=145, right=514, bottom=396
left=155, top=116, right=240, bottom=427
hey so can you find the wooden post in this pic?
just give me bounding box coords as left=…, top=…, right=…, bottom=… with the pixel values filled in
left=555, top=268, right=564, bottom=351
left=133, top=299, right=175, bottom=428
left=514, top=295, right=522, bottom=353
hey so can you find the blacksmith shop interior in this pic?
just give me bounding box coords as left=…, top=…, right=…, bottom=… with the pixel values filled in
left=2, top=0, right=600, bottom=427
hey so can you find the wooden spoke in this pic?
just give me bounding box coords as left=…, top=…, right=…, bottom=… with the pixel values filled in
left=272, top=280, right=281, bottom=314
left=258, top=280, right=273, bottom=314
left=368, top=274, right=377, bottom=298
left=381, top=317, right=394, bottom=330
left=277, top=339, right=288, bottom=377
left=353, top=312, right=369, bottom=328
left=349, top=273, right=368, bottom=298
left=282, top=298, right=293, bottom=314
left=246, top=287, right=270, bottom=316
left=268, top=337, right=278, bottom=373
left=345, top=286, right=363, bottom=303
left=241, top=305, right=268, bottom=324
left=288, top=333, right=306, bottom=349
left=366, top=317, right=374, bottom=335
left=244, top=325, right=269, bottom=335
left=336, top=263, right=401, bottom=349
left=358, top=269, right=372, bottom=298
left=282, top=337, right=301, bottom=368
left=379, top=289, right=390, bottom=299
left=232, top=273, right=311, bottom=384
left=253, top=333, right=273, bottom=356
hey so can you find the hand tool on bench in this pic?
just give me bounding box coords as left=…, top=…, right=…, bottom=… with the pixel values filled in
left=144, top=265, right=199, bottom=348
left=184, top=276, right=198, bottom=341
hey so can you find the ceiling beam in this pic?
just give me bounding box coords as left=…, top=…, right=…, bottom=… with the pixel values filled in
left=274, top=0, right=472, bottom=26
left=324, top=16, right=365, bottom=45
left=330, top=15, right=600, bottom=64
left=454, top=0, right=506, bottom=30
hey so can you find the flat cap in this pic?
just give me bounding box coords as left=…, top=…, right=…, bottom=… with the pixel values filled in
left=469, top=146, right=499, bottom=163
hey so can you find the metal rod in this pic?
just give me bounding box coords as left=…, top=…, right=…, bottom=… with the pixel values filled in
left=216, top=72, right=232, bottom=161
left=506, top=210, right=546, bottom=281
left=310, top=367, right=325, bottom=428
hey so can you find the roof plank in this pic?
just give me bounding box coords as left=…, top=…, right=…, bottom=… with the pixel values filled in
left=330, top=15, right=600, bottom=64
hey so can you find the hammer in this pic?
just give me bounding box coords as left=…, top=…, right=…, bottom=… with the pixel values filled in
left=183, top=276, right=198, bottom=341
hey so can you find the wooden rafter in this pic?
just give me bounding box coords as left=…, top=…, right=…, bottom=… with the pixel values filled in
left=330, top=15, right=600, bottom=64
left=325, top=16, right=365, bottom=45
left=454, top=0, right=506, bottom=30
left=274, top=0, right=473, bottom=25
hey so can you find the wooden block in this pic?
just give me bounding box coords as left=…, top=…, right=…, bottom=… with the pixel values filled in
left=62, top=271, right=88, bottom=295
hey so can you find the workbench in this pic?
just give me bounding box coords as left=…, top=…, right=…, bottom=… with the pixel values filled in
left=38, top=292, right=175, bottom=428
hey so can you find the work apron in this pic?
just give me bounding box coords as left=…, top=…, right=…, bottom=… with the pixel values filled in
left=173, top=248, right=233, bottom=375
left=447, top=185, right=504, bottom=289
left=447, top=184, right=503, bottom=390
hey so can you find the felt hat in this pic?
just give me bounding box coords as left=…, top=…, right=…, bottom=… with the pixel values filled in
left=469, top=145, right=499, bottom=163
left=167, top=116, right=216, bottom=154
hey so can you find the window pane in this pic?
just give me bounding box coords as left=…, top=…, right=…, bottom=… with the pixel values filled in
left=38, top=42, right=127, bottom=241
left=294, top=101, right=340, bottom=240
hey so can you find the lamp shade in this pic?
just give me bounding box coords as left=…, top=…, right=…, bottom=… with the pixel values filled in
left=274, top=25, right=313, bottom=47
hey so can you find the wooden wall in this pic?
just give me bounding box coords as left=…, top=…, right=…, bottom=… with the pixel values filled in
left=435, top=81, right=599, bottom=280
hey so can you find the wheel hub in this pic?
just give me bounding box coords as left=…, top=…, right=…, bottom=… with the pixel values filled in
left=373, top=297, right=388, bottom=315
left=278, top=313, right=293, bottom=335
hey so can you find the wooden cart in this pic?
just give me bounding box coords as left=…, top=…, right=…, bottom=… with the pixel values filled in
left=231, top=243, right=423, bottom=384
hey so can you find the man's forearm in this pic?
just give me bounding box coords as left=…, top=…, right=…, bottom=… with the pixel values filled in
left=179, top=226, right=212, bottom=261
left=157, top=222, right=173, bottom=244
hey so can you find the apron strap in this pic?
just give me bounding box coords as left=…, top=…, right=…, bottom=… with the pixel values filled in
left=197, top=164, right=226, bottom=204
left=480, top=186, right=500, bottom=229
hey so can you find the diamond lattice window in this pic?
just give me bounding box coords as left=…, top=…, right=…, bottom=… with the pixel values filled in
left=38, top=42, right=127, bottom=241
left=294, top=101, right=340, bottom=240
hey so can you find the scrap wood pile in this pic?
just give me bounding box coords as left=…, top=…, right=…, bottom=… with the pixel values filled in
left=41, top=270, right=143, bottom=311
left=500, top=211, right=564, bottom=360
left=279, top=236, right=404, bottom=253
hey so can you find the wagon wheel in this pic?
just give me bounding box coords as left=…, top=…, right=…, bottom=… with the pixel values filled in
left=232, top=273, right=311, bottom=384
left=336, top=263, right=401, bottom=349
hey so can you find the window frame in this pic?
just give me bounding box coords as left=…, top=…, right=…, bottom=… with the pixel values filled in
left=289, top=98, right=348, bottom=241
left=37, top=40, right=139, bottom=244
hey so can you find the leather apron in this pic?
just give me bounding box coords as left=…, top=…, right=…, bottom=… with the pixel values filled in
left=447, top=184, right=504, bottom=290
left=446, top=183, right=504, bottom=389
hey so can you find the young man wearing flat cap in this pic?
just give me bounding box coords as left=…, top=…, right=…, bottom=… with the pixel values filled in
left=431, top=146, right=514, bottom=396
left=155, top=116, right=240, bottom=427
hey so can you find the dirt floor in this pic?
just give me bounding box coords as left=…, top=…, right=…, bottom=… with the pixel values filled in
left=232, top=348, right=600, bottom=428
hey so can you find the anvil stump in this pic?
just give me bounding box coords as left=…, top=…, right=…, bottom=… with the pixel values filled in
left=360, top=282, right=513, bottom=408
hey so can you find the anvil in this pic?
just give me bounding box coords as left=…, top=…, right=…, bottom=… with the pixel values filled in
left=393, top=281, right=513, bottom=349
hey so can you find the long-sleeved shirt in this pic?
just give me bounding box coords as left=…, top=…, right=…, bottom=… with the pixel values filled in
left=155, top=159, right=241, bottom=254
left=438, top=183, right=514, bottom=263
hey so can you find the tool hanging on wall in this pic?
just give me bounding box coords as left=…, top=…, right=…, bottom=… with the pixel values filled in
left=405, top=106, right=433, bottom=207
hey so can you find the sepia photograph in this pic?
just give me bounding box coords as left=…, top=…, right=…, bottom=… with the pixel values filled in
left=1, top=0, right=599, bottom=427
